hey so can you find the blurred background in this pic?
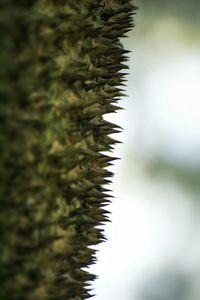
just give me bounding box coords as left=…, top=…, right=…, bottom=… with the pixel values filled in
left=90, top=1, right=200, bottom=299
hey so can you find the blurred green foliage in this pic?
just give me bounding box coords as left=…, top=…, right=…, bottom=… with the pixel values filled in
left=137, top=0, right=200, bottom=18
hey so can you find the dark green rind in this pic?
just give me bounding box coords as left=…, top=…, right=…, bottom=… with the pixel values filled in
left=0, top=1, right=136, bottom=299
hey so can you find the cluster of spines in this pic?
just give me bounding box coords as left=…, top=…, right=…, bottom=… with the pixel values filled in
left=0, top=1, right=136, bottom=299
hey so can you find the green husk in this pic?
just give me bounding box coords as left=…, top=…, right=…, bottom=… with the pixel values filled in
left=0, top=1, right=136, bottom=299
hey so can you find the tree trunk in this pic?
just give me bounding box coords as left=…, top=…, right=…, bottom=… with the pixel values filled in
left=0, top=1, right=135, bottom=299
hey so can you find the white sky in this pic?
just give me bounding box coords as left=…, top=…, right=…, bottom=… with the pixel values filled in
left=90, top=16, right=200, bottom=300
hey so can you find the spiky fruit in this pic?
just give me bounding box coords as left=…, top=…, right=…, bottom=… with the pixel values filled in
left=0, top=1, right=136, bottom=299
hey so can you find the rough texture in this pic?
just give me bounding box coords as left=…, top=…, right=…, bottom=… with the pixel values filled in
left=0, top=1, right=136, bottom=299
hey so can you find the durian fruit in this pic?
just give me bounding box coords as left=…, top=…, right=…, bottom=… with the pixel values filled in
left=0, top=1, right=136, bottom=299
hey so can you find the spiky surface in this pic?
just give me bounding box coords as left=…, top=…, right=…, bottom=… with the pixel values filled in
left=0, top=1, right=135, bottom=299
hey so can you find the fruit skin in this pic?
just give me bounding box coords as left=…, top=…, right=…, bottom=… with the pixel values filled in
left=0, top=1, right=136, bottom=299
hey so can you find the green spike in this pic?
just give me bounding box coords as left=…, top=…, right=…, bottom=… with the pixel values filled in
left=0, top=1, right=135, bottom=299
